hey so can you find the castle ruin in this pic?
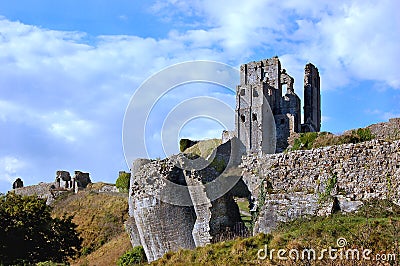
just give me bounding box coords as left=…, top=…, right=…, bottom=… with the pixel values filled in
left=236, top=56, right=321, bottom=153
left=126, top=57, right=400, bottom=263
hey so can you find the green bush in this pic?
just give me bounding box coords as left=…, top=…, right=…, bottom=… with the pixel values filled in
left=179, top=138, right=198, bottom=152
left=355, top=128, right=374, bottom=141
left=116, top=172, right=131, bottom=192
left=291, top=128, right=375, bottom=151
left=117, top=246, right=147, bottom=266
left=291, top=132, right=318, bottom=150
left=0, top=193, right=82, bottom=265
left=210, top=157, right=227, bottom=173
left=37, top=261, right=66, bottom=266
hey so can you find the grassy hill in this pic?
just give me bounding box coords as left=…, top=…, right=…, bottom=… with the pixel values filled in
left=51, top=183, right=132, bottom=266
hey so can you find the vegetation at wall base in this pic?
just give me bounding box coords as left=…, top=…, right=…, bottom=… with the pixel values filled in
left=117, top=246, right=147, bottom=266
left=116, top=171, right=131, bottom=192
left=290, top=128, right=376, bottom=151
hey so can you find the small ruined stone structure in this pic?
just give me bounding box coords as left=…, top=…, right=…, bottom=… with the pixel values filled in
left=74, top=171, right=91, bottom=189
left=55, top=171, right=72, bottom=189
left=236, top=56, right=321, bottom=153
left=55, top=170, right=91, bottom=192
left=12, top=178, right=23, bottom=189
left=13, top=170, right=92, bottom=204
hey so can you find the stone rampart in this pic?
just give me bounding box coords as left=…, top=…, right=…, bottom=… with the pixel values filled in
left=241, top=139, right=400, bottom=234
left=13, top=182, right=60, bottom=205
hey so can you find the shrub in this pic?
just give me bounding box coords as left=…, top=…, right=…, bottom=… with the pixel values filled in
left=0, top=193, right=82, bottom=265
left=116, top=172, right=131, bottom=192
left=179, top=138, right=198, bottom=152
left=210, top=157, right=227, bottom=173
left=291, top=132, right=318, bottom=150
left=117, top=246, right=147, bottom=266
left=356, top=128, right=374, bottom=141
left=290, top=128, right=375, bottom=151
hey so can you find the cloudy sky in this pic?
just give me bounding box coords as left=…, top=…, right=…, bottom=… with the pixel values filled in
left=0, top=0, right=399, bottom=192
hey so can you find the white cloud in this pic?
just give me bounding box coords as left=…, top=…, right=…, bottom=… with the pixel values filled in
left=45, top=110, right=96, bottom=142
left=365, top=109, right=400, bottom=121
left=0, top=156, right=26, bottom=183
left=279, top=0, right=400, bottom=90
left=383, top=112, right=400, bottom=121
left=0, top=99, right=95, bottom=143
left=321, top=116, right=331, bottom=123
left=149, top=0, right=400, bottom=90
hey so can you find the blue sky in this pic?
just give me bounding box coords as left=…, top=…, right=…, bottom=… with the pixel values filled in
left=0, top=0, right=399, bottom=192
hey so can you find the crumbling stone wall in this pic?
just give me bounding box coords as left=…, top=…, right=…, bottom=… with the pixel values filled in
left=13, top=182, right=61, bottom=205
left=367, top=118, right=400, bottom=140
left=241, top=139, right=400, bottom=234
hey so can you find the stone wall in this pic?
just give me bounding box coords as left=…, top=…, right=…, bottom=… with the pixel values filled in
left=368, top=118, right=400, bottom=140
left=13, top=182, right=61, bottom=205
left=241, top=139, right=400, bottom=234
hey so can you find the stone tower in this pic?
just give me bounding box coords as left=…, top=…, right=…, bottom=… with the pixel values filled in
left=235, top=56, right=321, bottom=153
left=302, top=63, right=321, bottom=132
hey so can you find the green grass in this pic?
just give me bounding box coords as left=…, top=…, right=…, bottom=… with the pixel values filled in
left=235, top=198, right=252, bottom=229
left=183, top=138, right=222, bottom=158
left=290, top=128, right=376, bottom=151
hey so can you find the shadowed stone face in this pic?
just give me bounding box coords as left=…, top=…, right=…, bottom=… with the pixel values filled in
left=56, top=170, right=71, bottom=181
left=12, top=178, right=23, bottom=189
left=74, top=171, right=91, bottom=188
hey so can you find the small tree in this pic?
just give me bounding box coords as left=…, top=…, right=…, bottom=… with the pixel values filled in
left=116, top=171, right=131, bottom=192
left=179, top=138, right=198, bottom=152
left=0, top=193, right=82, bottom=264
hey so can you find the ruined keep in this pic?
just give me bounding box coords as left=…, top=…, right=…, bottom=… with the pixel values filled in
left=236, top=56, right=321, bottom=153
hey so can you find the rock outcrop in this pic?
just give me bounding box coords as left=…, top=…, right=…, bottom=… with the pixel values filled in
left=127, top=140, right=248, bottom=261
